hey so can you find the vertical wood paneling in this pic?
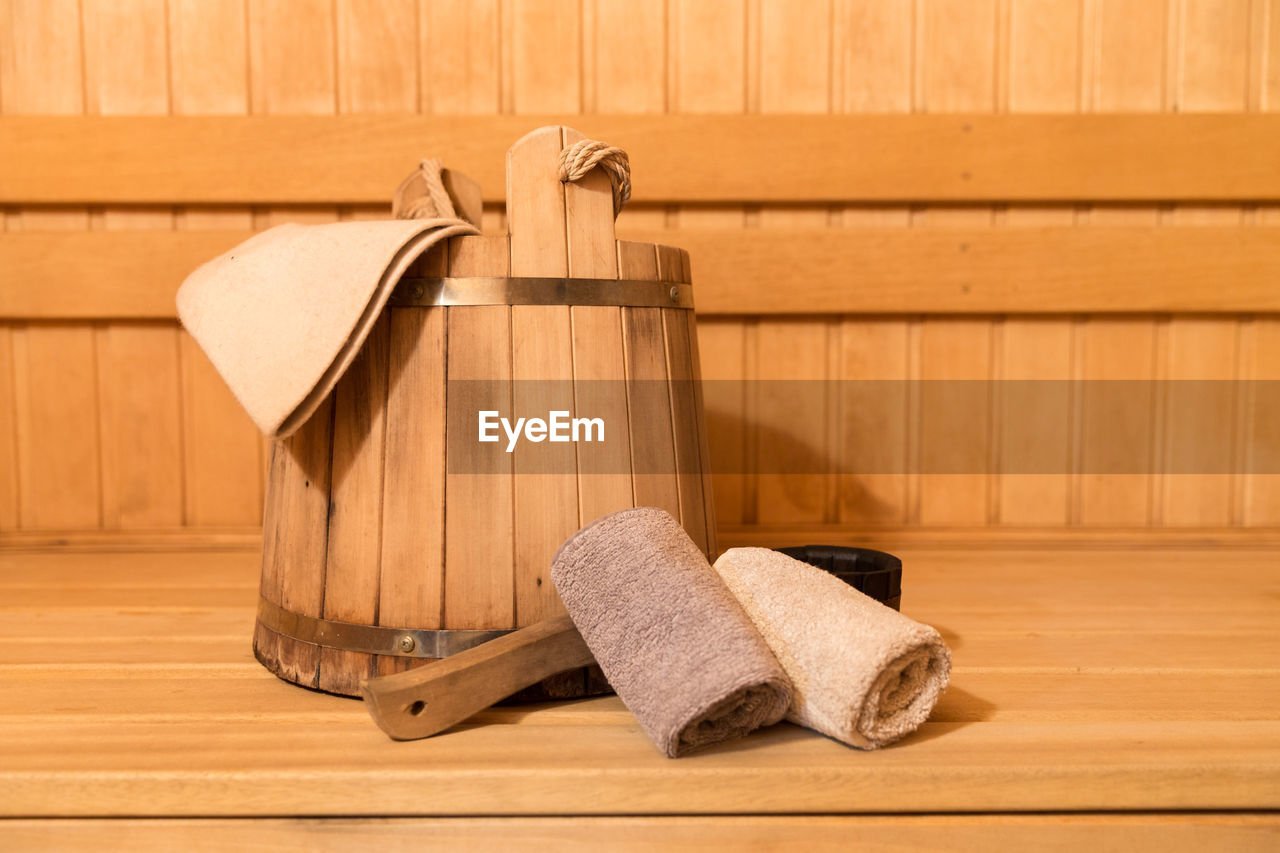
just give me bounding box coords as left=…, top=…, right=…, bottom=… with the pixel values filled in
left=1162, top=319, right=1239, bottom=526
left=697, top=320, right=748, bottom=527
left=1177, top=0, right=1251, bottom=111
left=1161, top=0, right=1251, bottom=525
left=997, top=320, right=1074, bottom=525
left=170, top=0, right=262, bottom=526
left=249, top=2, right=340, bottom=224
left=168, top=0, right=249, bottom=115
left=1247, top=41, right=1280, bottom=523
left=422, top=0, right=501, bottom=114
left=1242, top=318, right=1280, bottom=525
left=589, top=3, right=667, bottom=227
left=0, top=326, right=19, bottom=528
left=998, top=0, right=1080, bottom=525
left=249, top=0, right=338, bottom=115
left=838, top=321, right=909, bottom=525
left=507, top=0, right=581, bottom=113
left=96, top=325, right=184, bottom=528
left=759, top=0, right=831, bottom=113
left=917, top=319, right=993, bottom=525
left=1008, top=0, right=1081, bottom=111
left=589, top=0, right=665, bottom=113
left=1078, top=318, right=1158, bottom=526
left=0, top=0, right=85, bottom=114
left=179, top=335, right=262, bottom=525
left=1267, top=0, right=1280, bottom=110
left=83, top=0, right=184, bottom=529
left=82, top=0, right=170, bottom=115
left=917, top=0, right=998, bottom=111
left=12, top=326, right=101, bottom=529
left=3, top=0, right=98, bottom=531
left=755, top=320, right=831, bottom=524
left=914, top=0, right=998, bottom=525
left=673, top=0, right=747, bottom=113
left=1077, top=0, right=1165, bottom=525
left=1092, top=0, right=1166, bottom=111
left=753, top=0, right=835, bottom=524
left=337, top=0, right=418, bottom=113
left=672, top=0, right=751, bottom=526
left=837, top=0, right=913, bottom=112
left=2, top=0, right=1279, bottom=537
left=835, top=2, right=913, bottom=524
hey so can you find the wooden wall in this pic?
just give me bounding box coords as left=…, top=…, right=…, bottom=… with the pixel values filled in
left=2, top=0, right=1278, bottom=539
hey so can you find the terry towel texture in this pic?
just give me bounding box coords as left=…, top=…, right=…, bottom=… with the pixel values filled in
left=177, top=218, right=477, bottom=439
left=714, top=547, right=951, bottom=749
left=551, top=508, right=792, bottom=757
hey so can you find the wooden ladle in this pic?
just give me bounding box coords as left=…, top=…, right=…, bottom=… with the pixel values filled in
left=361, top=614, right=595, bottom=740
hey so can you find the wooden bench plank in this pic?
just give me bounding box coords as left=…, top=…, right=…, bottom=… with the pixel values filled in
left=1, top=717, right=1276, bottom=815
left=2, top=814, right=1277, bottom=851
left=0, top=545, right=1276, bottom=817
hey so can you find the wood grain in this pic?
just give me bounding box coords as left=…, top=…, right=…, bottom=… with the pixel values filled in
left=2, top=542, right=1278, bottom=819
left=178, top=333, right=261, bottom=527
left=619, top=244, right=680, bottom=519
left=444, top=240, right=514, bottom=631
left=5, top=114, right=1280, bottom=203
left=3, top=0, right=1280, bottom=550
left=508, top=126, right=577, bottom=625
left=377, top=297, right=447, bottom=676
left=11, top=325, right=101, bottom=529
left=95, top=324, right=183, bottom=528
left=16, top=226, right=1280, bottom=320
left=318, top=314, right=389, bottom=694
left=2, top=815, right=1277, bottom=851
left=658, top=245, right=710, bottom=552
left=257, top=396, right=335, bottom=688
left=0, top=327, right=16, bottom=529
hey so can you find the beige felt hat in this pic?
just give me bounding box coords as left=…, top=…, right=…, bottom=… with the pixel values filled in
left=177, top=216, right=478, bottom=439
left=177, top=159, right=480, bottom=440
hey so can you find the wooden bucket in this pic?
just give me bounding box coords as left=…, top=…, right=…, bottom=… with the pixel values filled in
left=253, top=126, right=717, bottom=697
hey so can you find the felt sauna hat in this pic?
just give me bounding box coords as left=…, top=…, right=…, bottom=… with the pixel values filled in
left=176, top=163, right=481, bottom=439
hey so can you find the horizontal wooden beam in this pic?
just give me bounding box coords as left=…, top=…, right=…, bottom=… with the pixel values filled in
left=3, top=526, right=1278, bottom=552
left=670, top=226, right=1280, bottom=314
left=2, top=115, right=1279, bottom=204
left=4, top=226, right=1280, bottom=319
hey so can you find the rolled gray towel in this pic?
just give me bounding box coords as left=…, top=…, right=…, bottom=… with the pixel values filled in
left=551, top=508, right=792, bottom=757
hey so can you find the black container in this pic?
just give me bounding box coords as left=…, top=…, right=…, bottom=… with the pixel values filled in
left=773, top=545, right=903, bottom=611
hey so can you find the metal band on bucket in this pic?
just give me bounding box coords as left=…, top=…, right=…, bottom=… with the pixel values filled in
left=256, top=596, right=512, bottom=659
left=389, top=276, right=694, bottom=309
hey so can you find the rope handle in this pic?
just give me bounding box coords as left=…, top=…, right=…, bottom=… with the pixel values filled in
left=558, top=139, right=631, bottom=218
left=392, top=158, right=458, bottom=220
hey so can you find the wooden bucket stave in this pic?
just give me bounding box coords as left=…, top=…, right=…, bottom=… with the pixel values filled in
left=254, top=127, right=716, bottom=697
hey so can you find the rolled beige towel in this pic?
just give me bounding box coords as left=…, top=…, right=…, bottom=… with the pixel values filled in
left=713, top=547, right=951, bottom=749
left=552, top=509, right=792, bottom=757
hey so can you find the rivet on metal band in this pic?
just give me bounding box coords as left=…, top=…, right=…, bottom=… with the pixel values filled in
left=256, top=596, right=512, bottom=659
left=388, top=276, right=695, bottom=310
